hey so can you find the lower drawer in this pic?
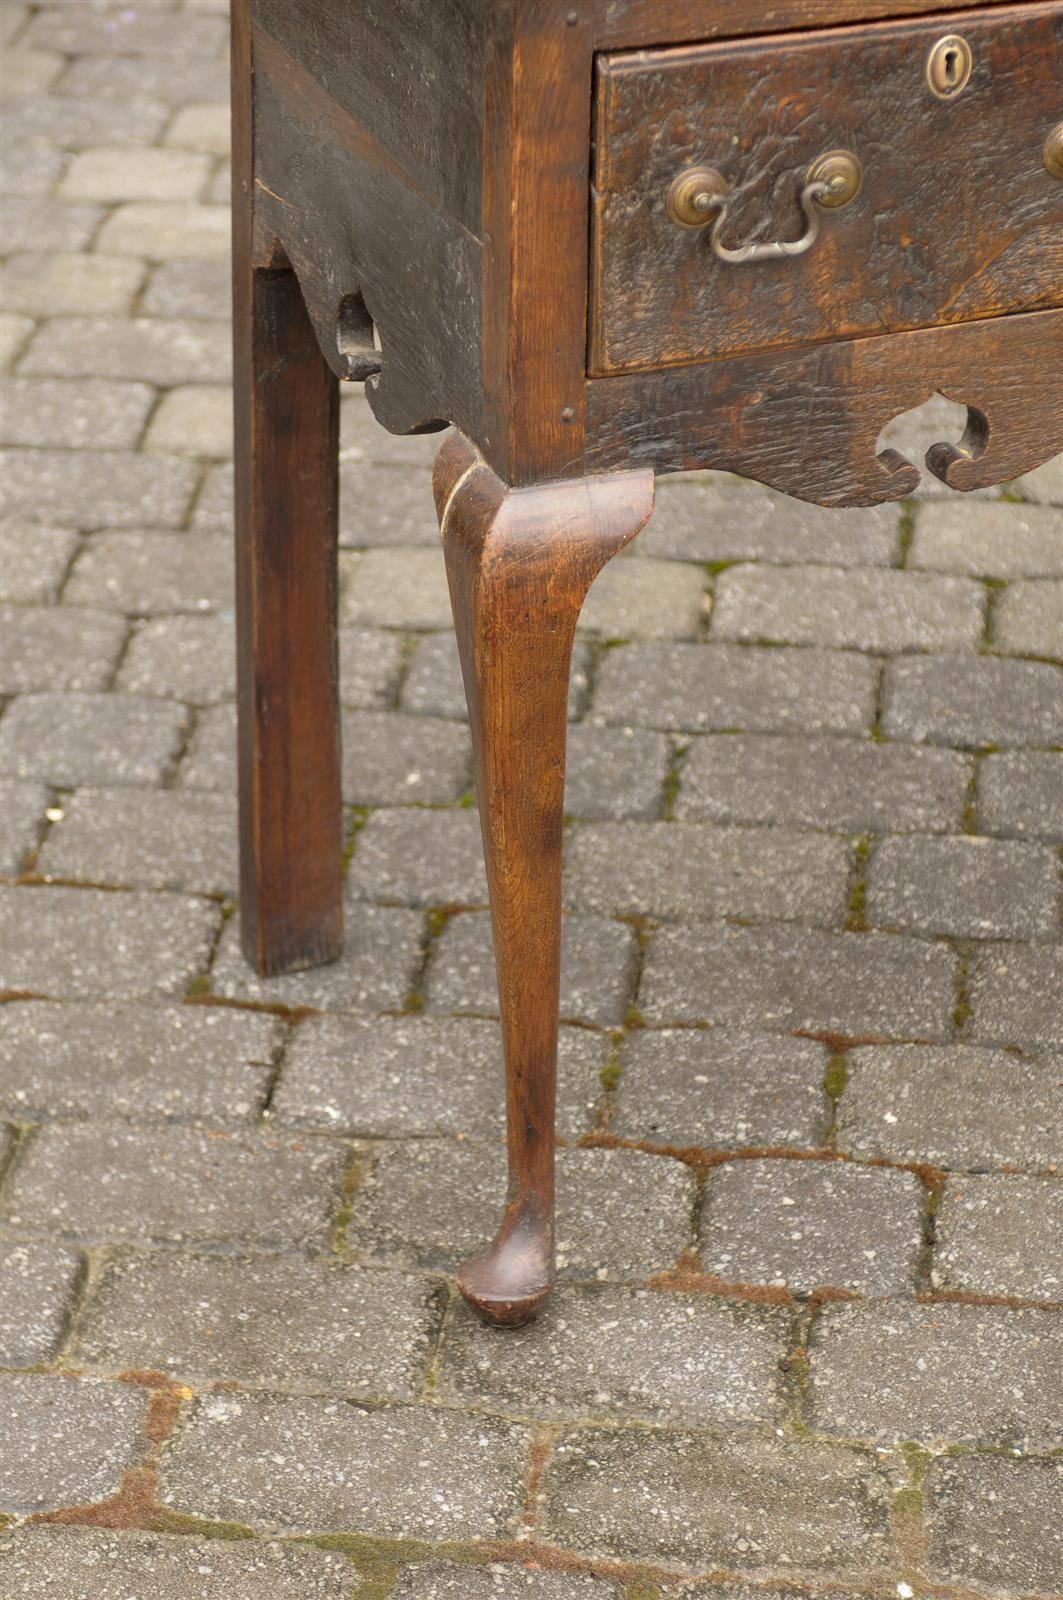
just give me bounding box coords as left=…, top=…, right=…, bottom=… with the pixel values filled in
left=589, top=3, right=1063, bottom=376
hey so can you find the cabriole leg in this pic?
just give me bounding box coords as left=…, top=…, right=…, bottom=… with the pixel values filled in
left=434, top=434, right=655, bottom=1326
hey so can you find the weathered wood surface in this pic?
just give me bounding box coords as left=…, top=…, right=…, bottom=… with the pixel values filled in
left=592, top=3, right=1063, bottom=375
left=598, top=0, right=1032, bottom=48
left=435, top=431, right=655, bottom=1325
left=233, top=0, right=344, bottom=976
left=584, top=308, right=1063, bottom=502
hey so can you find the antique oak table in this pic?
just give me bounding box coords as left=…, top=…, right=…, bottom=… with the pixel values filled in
left=232, top=0, right=1063, bottom=1326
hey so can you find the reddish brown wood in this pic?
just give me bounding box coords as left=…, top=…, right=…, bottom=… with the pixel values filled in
left=597, top=0, right=1029, bottom=49
left=233, top=0, right=344, bottom=976
left=591, top=4, right=1063, bottom=376
left=434, top=432, right=654, bottom=1326
left=584, top=308, right=1063, bottom=502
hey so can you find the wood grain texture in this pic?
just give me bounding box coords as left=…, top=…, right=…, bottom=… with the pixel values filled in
left=233, top=0, right=344, bottom=976
left=592, top=3, right=1063, bottom=375
left=584, top=308, right=1063, bottom=502
left=434, top=431, right=654, bottom=1325
left=598, top=0, right=1033, bottom=49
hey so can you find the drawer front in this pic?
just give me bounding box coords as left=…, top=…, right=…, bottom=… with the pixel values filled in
left=590, top=3, right=1063, bottom=376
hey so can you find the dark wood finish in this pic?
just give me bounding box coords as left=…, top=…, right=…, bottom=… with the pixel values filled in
left=233, top=0, right=344, bottom=976
left=234, top=0, right=1063, bottom=1318
left=585, top=309, right=1063, bottom=500
left=592, top=4, right=1063, bottom=375
left=434, top=433, right=654, bottom=1326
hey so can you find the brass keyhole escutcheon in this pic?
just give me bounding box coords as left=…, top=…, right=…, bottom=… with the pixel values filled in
left=1046, top=122, right=1063, bottom=179
left=926, top=34, right=973, bottom=100
left=666, top=166, right=729, bottom=228
left=806, top=149, right=863, bottom=209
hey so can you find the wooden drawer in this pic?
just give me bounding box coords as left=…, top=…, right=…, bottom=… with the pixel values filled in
left=589, top=3, right=1063, bottom=377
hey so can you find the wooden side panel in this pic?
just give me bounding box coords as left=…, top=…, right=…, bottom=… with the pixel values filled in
left=583, top=309, right=1063, bottom=504
left=248, top=0, right=486, bottom=439
left=591, top=4, right=1063, bottom=375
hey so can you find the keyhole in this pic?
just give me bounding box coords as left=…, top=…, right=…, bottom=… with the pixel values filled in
left=927, top=35, right=973, bottom=100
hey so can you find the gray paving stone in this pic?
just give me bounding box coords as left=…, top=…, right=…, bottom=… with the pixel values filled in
left=541, top=1430, right=894, bottom=1575
left=439, top=1283, right=787, bottom=1425
left=613, top=1029, right=831, bottom=1150
left=0, top=886, right=217, bottom=1000
left=1, top=1373, right=148, bottom=1515
left=165, top=101, right=231, bottom=155
left=341, top=547, right=452, bottom=630
left=172, top=702, right=235, bottom=789
left=272, top=1014, right=607, bottom=1142
left=339, top=626, right=406, bottom=707
left=0, top=1529, right=362, bottom=1600
left=0, top=312, right=35, bottom=370
left=3, top=376, right=156, bottom=455
left=1, top=45, right=64, bottom=97
left=95, top=200, right=231, bottom=260
left=1, top=93, right=167, bottom=150
left=340, top=395, right=445, bottom=468
left=808, top=1301, right=1062, bottom=1446
left=339, top=459, right=438, bottom=547
left=393, top=1569, right=622, bottom=1600
left=933, top=1174, right=1063, bottom=1301
left=26, top=8, right=226, bottom=55
left=0, top=1124, right=15, bottom=1176
left=402, top=629, right=591, bottom=721
left=425, top=910, right=638, bottom=1028
left=910, top=500, right=1063, bottom=577
left=0, top=1001, right=278, bottom=1124
left=593, top=642, right=878, bottom=736
left=0, top=604, right=126, bottom=693
left=208, top=902, right=423, bottom=1014
left=348, top=1142, right=696, bottom=1282
left=22, top=316, right=231, bottom=385
left=38, top=787, right=236, bottom=894
left=348, top=807, right=488, bottom=907
left=0, top=141, right=64, bottom=197
left=0, top=251, right=145, bottom=317
left=978, top=750, right=1063, bottom=841
left=675, top=733, right=970, bottom=833
left=924, top=1454, right=1063, bottom=1591
left=142, top=257, right=230, bottom=319
left=0, top=777, right=48, bottom=875
left=160, top=1392, right=529, bottom=1539
left=580, top=557, right=707, bottom=640
left=700, top=1158, right=923, bottom=1294
left=59, top=146, right=211, bottom=204
left=0, top=692, right=189, bottom=786
left=0, top=448, right=201, bottom=528
left=205, top=159, right=231, bottom=205
left=640, top=923, right=957, bottom=1038
left=145, top=383, right=232, bottom=458
left=711, top=564, right=984, bottom=652
left=967, top=943, right=1063, bottom=1049
left=641, top=477, right=902, bottom=565
left=881, top=654, right=1063, bottom=747
left=341, top=712, right=471, bottom=806
left=565, top=822, right=850, bottom=925
left=64, top=529, right=235, bottom=614
left=0, top=1238, right=82, bottom=1366
left=117, top=614, right=235, bottom=703
left=3, top=1124, right=348, bottom=1250
left=993, top=578, right=1063, bottom=659
left=77, top=1254, right=440, bottom=1399
left=0, top=196, right=101, bottom=253
left=563, top=724, right=670, bottom=819
left=56, top=54, right=231, bottom=110
left=190, top=460, right=234, bottom=529
left=0, top=521, right=79, bottom=603
left=1013, top=452, right=1063, bottom=505
left=866, top=835, right=1060, bottom=939
left=837, top=1044, right=1063, bottom=1169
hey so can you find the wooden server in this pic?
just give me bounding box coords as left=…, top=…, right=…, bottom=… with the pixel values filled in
left=232, top=0, right=1063, bottom=1326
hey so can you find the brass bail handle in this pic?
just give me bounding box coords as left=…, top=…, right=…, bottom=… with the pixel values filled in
left=667, top=150, right=863, bottom=264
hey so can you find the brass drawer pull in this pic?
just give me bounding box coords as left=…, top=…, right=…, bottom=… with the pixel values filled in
left=667, top=150, right=862, bottom=265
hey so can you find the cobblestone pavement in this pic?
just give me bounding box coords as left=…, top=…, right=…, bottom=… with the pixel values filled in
left=2, top=6, right=1062, bottom=1598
